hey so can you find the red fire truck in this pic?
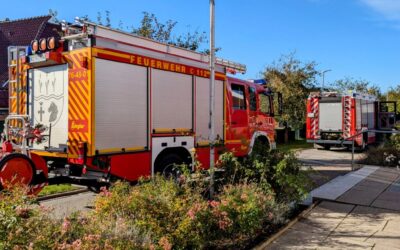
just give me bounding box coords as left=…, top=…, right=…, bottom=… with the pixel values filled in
left=0, top=20, right=279, bottom=194
left=306, top=91, right=396, bottom=150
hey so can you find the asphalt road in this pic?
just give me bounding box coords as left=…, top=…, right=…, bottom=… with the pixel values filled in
left=40, top=191, right=97, bottom=219
left=297, top=147, right=365, bottom=188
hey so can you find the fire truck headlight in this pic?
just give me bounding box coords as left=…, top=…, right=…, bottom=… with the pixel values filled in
left=47, top=37, right=58, bottom=50
left=31, top=40, right=39, bottom=54
left=39, top=38, right=47, bottom=51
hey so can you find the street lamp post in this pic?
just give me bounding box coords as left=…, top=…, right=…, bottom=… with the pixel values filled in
left=322, top=69, right=332, bottom=91
left=209, top=0, right=216, bottom=198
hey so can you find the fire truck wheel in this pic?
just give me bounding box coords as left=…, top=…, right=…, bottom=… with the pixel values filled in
left=323, top=145, right=331, bottom=150
left=29, top=153, right=49, bottom=195
left=157, top=154, right=185, bottom=179
left=0, top=153, right=36, bottom=191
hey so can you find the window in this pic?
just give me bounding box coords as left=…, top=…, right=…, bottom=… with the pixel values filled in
left=260, top=92, right=271, bottom=114
left=249, top=87, right=257, bottom=111
left=231, top=84, right=246, bottom=110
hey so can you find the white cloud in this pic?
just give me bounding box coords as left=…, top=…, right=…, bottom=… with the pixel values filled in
left=360, top=0, right=400, bottom=20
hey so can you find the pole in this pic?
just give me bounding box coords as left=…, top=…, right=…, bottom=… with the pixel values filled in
left=321, top=69, right=331, bottom=91
left=351, top=139, right=354, bottom=171
left=209, top=0, right=216, bottom=198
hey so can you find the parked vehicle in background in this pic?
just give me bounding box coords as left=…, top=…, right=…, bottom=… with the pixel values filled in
left=306, top=91, right=396, bottom=150
left=0, top=19, right=280, bottom=194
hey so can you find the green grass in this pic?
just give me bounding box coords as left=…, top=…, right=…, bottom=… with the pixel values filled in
left=39, top=184, right=81, bottom=197
left=277, top=139, right=313, bottom=152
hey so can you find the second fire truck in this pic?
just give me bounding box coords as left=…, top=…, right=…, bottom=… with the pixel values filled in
left=306, top=91, right=396, bottom=150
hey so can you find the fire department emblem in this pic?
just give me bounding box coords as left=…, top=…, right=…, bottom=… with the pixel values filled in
left=33, top=70, right=65, bottom=126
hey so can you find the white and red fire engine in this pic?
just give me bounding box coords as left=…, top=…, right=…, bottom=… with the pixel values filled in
left=0, top=20, right=279, bottom=194
left=306, top=91, right=396, bottom=150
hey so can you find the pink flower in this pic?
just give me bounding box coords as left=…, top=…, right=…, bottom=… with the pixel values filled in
left=72, top=239, right=82, bottom=249
left=100, top=186, right=111, bottom=197
left=61, top=217, right=71, bottom=233
left=84, top=234, right=101, bottom=242
left=209, top=200, right=220, bottom=208
left=218, top=217, right=233, bottom=230
left=187, top=209, right=196, bottom=220
left=159, top=237, right=172, bottom=250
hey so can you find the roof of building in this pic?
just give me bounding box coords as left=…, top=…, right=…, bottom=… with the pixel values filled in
left=0, top=15, right=61, bottom=84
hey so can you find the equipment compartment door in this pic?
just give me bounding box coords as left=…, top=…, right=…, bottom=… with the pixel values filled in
left=319, top=100, right=342, bottom=132
left=28, top=64, right=69, bottom=150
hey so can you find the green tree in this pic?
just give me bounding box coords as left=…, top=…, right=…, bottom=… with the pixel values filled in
left=131, top=12, right=207, bottom=51
left=74, top=11, right=207, bottom=52
left=263, top=53, right=318, bottom=142
left=331, top=77, right=382, bottom=99
left=131, top=12, right=177, bottom=43
left=386, top=84, right=400, bottom=112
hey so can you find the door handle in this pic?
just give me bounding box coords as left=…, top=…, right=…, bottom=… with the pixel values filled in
left=231, top=121, right=237, bottom=125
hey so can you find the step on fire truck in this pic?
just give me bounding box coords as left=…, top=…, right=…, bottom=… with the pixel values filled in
left=306, top=91, right=396, bottom=150
left=0, top=19, right=280, bottom=194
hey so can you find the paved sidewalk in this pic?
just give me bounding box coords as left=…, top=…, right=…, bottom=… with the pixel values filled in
left=266, top=201, right=400, bottom=250
left=263, top=166, right=400, bottom=249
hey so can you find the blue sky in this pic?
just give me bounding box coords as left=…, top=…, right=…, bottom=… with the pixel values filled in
left=1, top=0, right=399, bottom=91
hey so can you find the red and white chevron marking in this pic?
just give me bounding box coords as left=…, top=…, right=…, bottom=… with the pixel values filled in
left=310, top=98, right=319, bottom=139
left=343, top=96, right=351, bottom=138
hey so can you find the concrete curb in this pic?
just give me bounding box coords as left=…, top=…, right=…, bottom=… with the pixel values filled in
left=37, top=188, right=90, bottom=202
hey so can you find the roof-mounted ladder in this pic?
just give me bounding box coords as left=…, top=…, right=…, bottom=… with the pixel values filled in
left=8, top=46, right=26, bottom=115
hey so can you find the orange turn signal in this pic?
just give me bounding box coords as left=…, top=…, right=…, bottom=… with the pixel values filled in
left=39, top=38, right=47, bottom=51
left=31, top=40, right=39, bottom=53
left=47, top=37, right=57, bottom=50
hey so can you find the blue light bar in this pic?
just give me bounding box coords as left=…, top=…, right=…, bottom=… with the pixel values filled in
left=251, top=79, right=267, bottom=85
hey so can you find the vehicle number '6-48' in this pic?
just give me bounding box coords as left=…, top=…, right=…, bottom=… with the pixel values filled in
left=69, top=70, right=87, bottom=79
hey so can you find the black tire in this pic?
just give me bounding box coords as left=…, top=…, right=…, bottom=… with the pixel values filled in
left=0, top=153, right=36, bottom=190
left=323, top=145, right=331, bottom=150
left=156, top=154, right=185, bottom=179
left=251, top=138, right=270, bottom=158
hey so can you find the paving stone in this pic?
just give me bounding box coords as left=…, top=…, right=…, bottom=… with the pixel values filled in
left=260, top=167, right=400, bottom=250
left=317, top=235, right=374, bottom=250
left=366, top=230, right=400, bottom=249
left=337, top=188, right=382, bottom=206
left=372, top=244, right=400, bottom=250
left=311, top=167, right=378, bottom=202
left=376, top=190, right=400, bottom=201
left=383, top=219, right=400, bottom=233
left=330, top=218, right=385, bottom=241
left=387, top=177, right=400, bottom=192
left=311, top=201, right=354, bottom=217
left=355, top=179, right=390, bottom=189
left=267, top=229, right=326, bottom=250
left=372, top=197, right=400, bottom=211
left=349, top=205, right=396, bottom=221
left=291, top=218, right=343, bottom=234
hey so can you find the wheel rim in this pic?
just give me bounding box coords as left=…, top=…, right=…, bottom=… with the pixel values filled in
left=0, top=157, right=33, bottom=188
left=162, top=164, right=182, bottom=180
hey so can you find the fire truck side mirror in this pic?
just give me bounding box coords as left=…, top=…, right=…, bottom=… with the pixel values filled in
left=278, top=93, right=283, bottom=115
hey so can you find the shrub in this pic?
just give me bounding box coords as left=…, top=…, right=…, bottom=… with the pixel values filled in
left=218, top=148, right=311, bottom=203
left=361, top=134, right=400, bottom=167
left=0, top=147, right=309, bottom=249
